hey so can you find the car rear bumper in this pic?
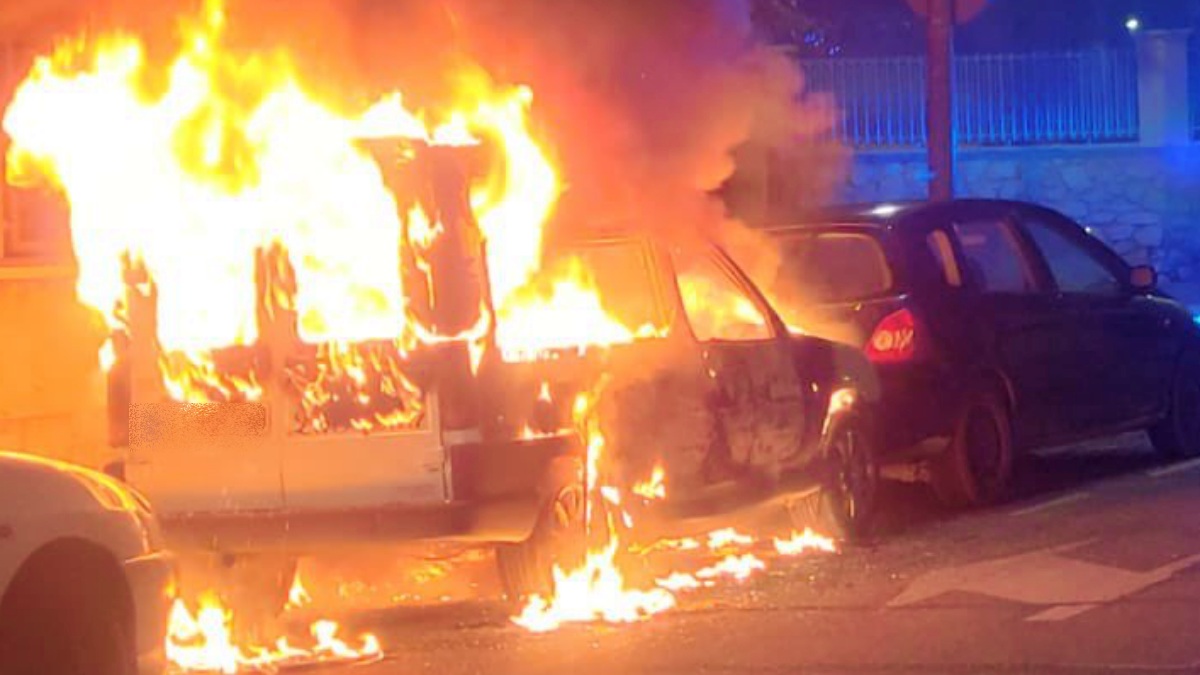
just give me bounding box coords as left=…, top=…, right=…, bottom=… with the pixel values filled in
left=874, top=362, right=962, bottom=461
left=124, top=550, right=176, bottom=675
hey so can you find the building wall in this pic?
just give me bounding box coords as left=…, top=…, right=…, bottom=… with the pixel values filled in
left=0, top=269, right=110, bottom=468
left=840, top=145, right=1200, bottom=288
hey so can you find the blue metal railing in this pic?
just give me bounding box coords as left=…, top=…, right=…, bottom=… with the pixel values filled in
left=802, top=50, right=1140, bottom=148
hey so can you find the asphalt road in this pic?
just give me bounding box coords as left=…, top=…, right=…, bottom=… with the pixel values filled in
left=287, top=433, right=1200, bottom=675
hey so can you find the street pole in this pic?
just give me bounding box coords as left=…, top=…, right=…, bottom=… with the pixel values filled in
left=926, top=0, right=955, bottom=201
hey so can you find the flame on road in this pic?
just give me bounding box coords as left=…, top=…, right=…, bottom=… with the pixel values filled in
left=774, top=528, right=840, bottom=555
left=166, top=595, right=380, bottom=673
left=511, top=390, right=838, bottom=633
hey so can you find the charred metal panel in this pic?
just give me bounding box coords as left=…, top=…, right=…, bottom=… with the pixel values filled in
left=701, top=341, right=806, bottom=480
left=449, top=436, right=580, bottom=501
left=597, top=342, right=720, bottom=496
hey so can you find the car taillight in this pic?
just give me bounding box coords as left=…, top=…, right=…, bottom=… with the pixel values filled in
left=865, top=308, right=917, bottom=363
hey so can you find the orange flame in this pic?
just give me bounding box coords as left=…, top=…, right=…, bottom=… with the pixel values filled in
left=631, top=462, right=666, bottom=501
left=3, top=0, right=660, bottom=422
left=285, top=571, right=312, bottom=611
left=166, top=594, right=380, bottom=673
left=773, top=528, right=838, bottom=555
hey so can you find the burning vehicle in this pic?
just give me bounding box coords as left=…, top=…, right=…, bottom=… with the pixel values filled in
left=0, top=0, right=857, bottom=660
left=97, top=175, right=881, bottom=607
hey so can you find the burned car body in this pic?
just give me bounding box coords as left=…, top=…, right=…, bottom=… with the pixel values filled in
left=95, top=135, right=879, bottom=609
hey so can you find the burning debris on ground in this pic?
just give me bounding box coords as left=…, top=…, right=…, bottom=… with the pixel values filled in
left=1, top=0, right=853, bottom=670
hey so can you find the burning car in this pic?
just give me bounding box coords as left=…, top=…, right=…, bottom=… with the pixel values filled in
left=0, top=0, right=865, bottom=647
left=105, top=217, right=882, bottom=608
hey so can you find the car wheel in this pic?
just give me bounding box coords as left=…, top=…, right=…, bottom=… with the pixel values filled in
left=0, top=554, right=135, bottom=675
left=793, top=418, right=879, bottom=542
left=496, top=459, right=586, bottom=600
left=1149, top=356, right=1200, bottom=458
left=931, top=390, right=1014, bottom=508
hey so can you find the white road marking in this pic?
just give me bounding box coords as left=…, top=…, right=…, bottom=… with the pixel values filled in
left=1025, top=603, right=1100, bottom=622
left=887, top=540, right=1200, bottom=624
left=1147, top=457, right=1200, bottom=478
left=1009, top=491, right=1090, bottom=517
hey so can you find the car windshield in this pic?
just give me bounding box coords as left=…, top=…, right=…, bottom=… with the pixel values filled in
left=763, top=228, right=894, bottom=307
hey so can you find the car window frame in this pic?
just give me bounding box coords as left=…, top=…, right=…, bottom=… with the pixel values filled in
left=945, top=209, right=1049, bottom=296
left=769, top=225, right=899, bottom=305
left=671, top=244, right=784, bottom=344
left=550, top=235, right=676, bottom=338
left=922, top=227, right=964, bottom=289
left=1011, top=205, right=1133, bottom=298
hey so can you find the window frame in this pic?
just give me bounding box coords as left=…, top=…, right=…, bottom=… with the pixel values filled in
left=770, top=226, right=898, bottom=304
left=1012, top=205, right=1132, bottom=298
left=924, top=228, right=964, bottom=289
left=539, top=235, right=675, bottom=344
left=947, top=214, right=1046, bottom=296
left=671, top=244, right=783, bottom=344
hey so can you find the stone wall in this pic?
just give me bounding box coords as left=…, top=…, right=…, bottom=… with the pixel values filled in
left=839, top=145, right=1200, bottom=291
left=0, top=269, right=111, bottom=468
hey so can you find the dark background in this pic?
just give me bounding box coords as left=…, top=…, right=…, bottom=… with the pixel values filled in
left=753, top=0, right=1200, bottom=56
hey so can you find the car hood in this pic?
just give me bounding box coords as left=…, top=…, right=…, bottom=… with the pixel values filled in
left=0, top=450, right=153, bottom=519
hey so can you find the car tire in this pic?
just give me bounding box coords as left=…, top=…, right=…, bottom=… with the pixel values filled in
left=793, top=417, right=879, bottom=542
left=496, top=459, right=586, bottom=600
left=931, top=389, right=1014, bottom=508
left=0, top=553, right=135, bottom=675
left=1149, top=355, right=1200, bottom=458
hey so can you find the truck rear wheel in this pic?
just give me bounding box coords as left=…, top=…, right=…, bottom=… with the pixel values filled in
left=496, top=460, right=586, bottom=600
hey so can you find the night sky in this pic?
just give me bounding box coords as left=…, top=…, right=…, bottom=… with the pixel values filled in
left=762, top=0, right=1200, bottom=56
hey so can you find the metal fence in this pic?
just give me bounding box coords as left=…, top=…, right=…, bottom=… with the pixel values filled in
left=803, top=50, right=1140, bottom=148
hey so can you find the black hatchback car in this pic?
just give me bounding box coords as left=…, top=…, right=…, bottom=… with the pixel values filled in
left=755, top=199, right=1200, bottom=508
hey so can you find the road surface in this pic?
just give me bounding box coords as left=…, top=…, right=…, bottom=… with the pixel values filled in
left=290, top=433, right=1200, bottom=675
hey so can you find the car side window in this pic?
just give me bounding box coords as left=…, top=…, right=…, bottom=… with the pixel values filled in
left=675, top=253, right=772, bottom=342
left=1021, top=216, right=1123, bottom=296
left=925, top=229, right=963, bottom=287
left=951, top=219, right=1037, bottom=293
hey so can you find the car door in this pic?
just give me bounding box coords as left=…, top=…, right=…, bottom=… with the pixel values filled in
left=671, top=246, right=807, bottom=480
left=944, top=206, right=1078, bottom=445
left=1015, top=207, right=1177, bottom=428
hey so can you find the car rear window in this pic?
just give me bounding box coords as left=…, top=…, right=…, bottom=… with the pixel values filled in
left=770, top=230, right=894, bottom=305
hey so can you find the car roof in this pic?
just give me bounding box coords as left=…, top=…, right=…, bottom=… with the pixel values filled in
left=764, top=199, right=1051, bottom=235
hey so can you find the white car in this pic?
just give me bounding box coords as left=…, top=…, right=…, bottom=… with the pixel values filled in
left=0, top=451, right=175, bottom=675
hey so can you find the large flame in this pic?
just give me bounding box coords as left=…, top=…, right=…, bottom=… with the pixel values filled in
left=2, top=0, right=842, bottom=645
left=2, top=0, right=655, bottom=414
